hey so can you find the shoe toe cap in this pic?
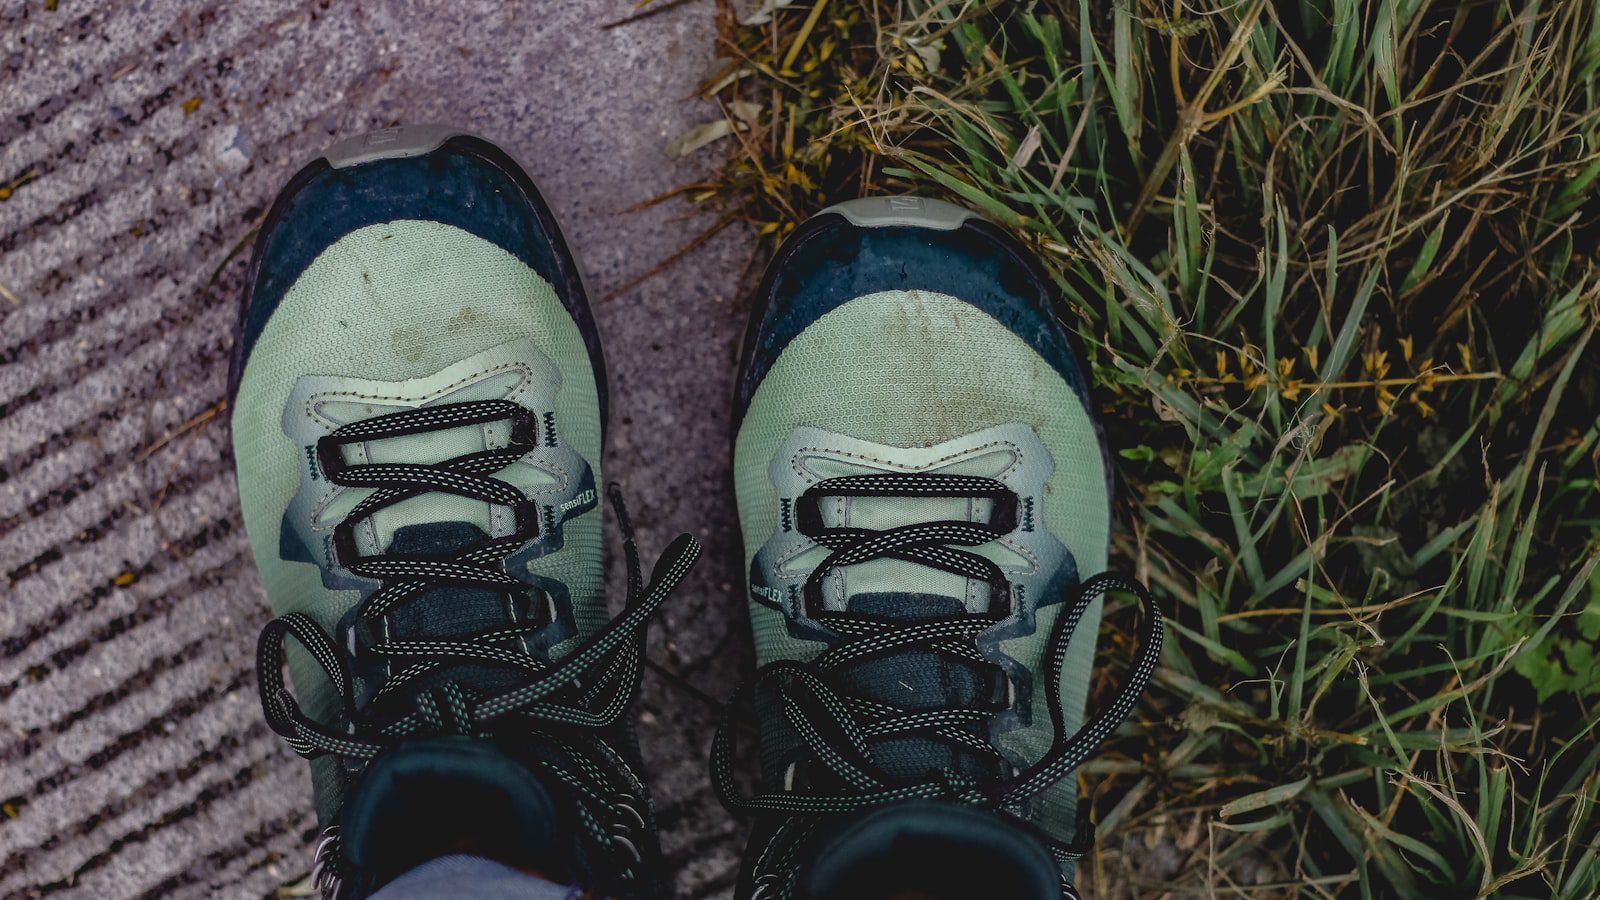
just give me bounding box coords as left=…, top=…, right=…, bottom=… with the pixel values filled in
left=233, top=131, right=594, bottom=401
left=735, top=200, right=1095, bottom=424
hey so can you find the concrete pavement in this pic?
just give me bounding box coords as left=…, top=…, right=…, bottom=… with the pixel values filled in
left=0, top=1, right=751, bottom=896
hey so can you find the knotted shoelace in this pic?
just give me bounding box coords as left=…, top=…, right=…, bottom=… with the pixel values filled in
left=711, top=472, right=1162, bottom=899
left=256, top=400, right=699, bottom=893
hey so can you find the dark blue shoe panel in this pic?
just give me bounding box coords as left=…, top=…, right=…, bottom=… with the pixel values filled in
left=734, top=211, right=1096, bottom=426
left=228, top=134, right=605, bottom=425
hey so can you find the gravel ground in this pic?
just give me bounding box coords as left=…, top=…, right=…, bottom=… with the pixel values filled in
left=0, top=1, right=752, bottom=897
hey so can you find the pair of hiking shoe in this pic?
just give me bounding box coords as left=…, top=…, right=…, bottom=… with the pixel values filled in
left=230, top=126, right=1162, bottom=899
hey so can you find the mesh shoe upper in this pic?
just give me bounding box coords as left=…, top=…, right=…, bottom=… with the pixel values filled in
left=232, top=160, right=609, bottom=817
left=723, top=200, right=1144, bottom=896
left=230, top=133, right=693, bottom=899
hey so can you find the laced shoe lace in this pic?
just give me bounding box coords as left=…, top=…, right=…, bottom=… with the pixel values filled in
left=711, top=472, right=1161, bottom=899
left=255, top=399, right=699, bottom=897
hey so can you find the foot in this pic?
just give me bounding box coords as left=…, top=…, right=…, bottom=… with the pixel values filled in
left=230, top=125, right=697, bottom=899
left=718, top=197, right=1162, bottom=899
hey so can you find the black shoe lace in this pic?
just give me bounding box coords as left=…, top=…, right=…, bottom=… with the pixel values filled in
left=255, top=399, right=700, bottom=894
left=710, top=472, right=1162, bottom=899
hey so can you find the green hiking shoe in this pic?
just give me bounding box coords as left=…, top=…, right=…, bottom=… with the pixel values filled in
left=229, top=125, right=697, bottom=899
left=714, top=197, right=1163, bottom=899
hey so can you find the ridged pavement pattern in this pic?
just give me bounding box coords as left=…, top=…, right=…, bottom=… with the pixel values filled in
left=0, top=2, right=752, bottom=897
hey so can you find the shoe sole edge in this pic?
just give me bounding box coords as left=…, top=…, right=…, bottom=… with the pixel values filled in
left=323, top=123, right=471, bottom=169
left=818, top=195, right=976, bottom=231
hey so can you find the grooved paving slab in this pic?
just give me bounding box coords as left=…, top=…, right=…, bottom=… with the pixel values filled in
left=0, top=2, right=752, bottom=897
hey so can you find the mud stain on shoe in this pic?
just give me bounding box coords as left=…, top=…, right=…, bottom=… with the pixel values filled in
left=390, top=327, right=428, bottom=362
left=446, top=307, right=480, bottom=331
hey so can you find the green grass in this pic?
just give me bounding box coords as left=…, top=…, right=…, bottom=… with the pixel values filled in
left=683, top=0, right=1600, bottom=895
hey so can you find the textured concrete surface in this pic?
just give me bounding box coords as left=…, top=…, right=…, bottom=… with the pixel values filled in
left=0, top=1, right=752, bottom=897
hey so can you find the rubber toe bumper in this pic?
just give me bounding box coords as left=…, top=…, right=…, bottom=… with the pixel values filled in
left=227, top=125, right=604, bottom=421
left=734, top=196, right=1094, bottom=425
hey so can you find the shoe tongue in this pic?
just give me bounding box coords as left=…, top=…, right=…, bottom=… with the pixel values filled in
left=836, top=593, right=1004, bottom=781
left=355, top=523, right=539, bottom=724
left=339, top=737, right=570, bottom=895
left=386, top=522, right=523, bottom=639
left=797, top=800, right=1061, bottom=900
left=845, top=590, right=968, bottom=620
